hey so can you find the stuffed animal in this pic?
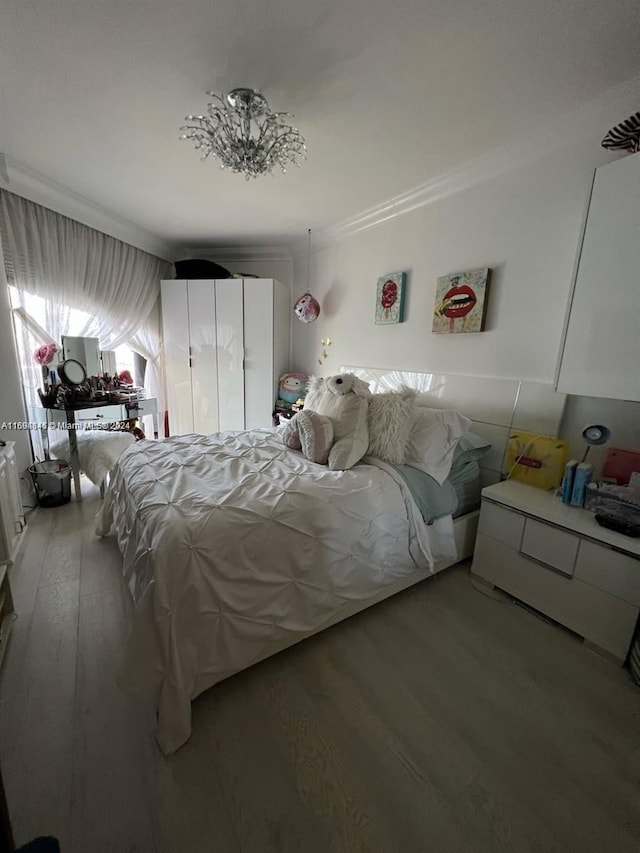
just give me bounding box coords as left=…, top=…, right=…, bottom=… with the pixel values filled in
left=323, top=373, right=371, bottom=398
left=278, top=372, right=309, bottom=404
left=303, top=373, right=371, bottom=470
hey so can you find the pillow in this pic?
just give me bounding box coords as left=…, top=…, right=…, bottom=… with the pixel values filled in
left=392, top=464, right=459, bottom=523
left=303, top=374, right=370, bottom=470
left=367, top=389, right=418, bottom=464
left=281, top=410, right=334, bottom=465
left=452, top=432, right=492, bottom=468
left=404, top=407, right=472, bottom=484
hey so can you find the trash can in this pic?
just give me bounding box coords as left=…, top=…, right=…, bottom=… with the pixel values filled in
left=28, top=460, right=72, bottom=508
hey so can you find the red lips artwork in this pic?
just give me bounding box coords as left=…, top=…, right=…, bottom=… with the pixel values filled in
left=433, top=268, right=491, bottom=334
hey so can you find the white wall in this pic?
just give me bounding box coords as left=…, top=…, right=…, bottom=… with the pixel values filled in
left=291, top=134, right=640, bottom=458
left=292, top=138, right=606, bottom=378
left=222, top=259, right=293, bottom=293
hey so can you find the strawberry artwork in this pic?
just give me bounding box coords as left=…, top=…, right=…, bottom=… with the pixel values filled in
left=381, top=280, right=398, bottom=317
left=375, top=271, right=406, bottom=324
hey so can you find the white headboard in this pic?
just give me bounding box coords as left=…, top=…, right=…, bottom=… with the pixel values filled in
left=343, top=366, right=567, bottom=485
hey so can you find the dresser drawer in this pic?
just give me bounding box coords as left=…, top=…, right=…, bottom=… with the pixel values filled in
left=472, top=533, right=638, bottom=660
left=478, top=500, right=525, bottom=549
left=574, top=540, right=640, bottom=606
left=520, top=518, right=579, bottom=577
left=74, top=404, right=126, bottom=423
left=125, top=398, right=157, bottom=418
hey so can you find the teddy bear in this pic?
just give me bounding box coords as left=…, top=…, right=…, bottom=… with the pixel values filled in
left=301, top=373, right=371, bottom=470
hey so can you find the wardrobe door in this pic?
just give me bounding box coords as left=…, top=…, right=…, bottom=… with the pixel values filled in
left=243, top=279, right=274, bottom=429
left=161, top=280, right=193, bottom=435
left=187, top=280, right=219, bottom=434
left=215, top=280, right=245, bottom=431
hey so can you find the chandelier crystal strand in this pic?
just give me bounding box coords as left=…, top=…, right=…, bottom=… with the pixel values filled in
left=180, top=88, right=306, bottom=179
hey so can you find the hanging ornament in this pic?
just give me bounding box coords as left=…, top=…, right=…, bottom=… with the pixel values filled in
left=294, top=229, right=320, bottom=323
left=294, top=292, right=321, bottom=324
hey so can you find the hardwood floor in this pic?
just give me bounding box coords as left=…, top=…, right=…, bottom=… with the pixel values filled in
left=1, top=485, right=639, bottom=852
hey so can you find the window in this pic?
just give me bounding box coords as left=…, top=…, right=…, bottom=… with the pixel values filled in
left=9, top=286, right=140, bottom=457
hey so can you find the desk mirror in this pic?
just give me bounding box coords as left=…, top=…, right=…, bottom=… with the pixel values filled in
left=61, top=335, right=100, bottom=377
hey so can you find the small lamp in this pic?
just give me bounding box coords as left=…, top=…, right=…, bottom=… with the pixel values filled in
left=581, top=424, right=612, bottom=462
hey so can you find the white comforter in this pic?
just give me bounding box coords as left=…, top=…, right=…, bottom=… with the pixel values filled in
left=97, top=428, right=455, bottom=753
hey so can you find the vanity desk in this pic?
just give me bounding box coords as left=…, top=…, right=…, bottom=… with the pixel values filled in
left=35, top=396, right=158, bottom=501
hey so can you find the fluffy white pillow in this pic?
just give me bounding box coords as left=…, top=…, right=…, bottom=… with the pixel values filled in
left=367, top=389, right=417, bottom=464
left=405, top=407, right=472, bottom=484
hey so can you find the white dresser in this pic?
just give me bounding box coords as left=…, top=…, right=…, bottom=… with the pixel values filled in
left=0, top=441, right=26, bottom=566
left=471, top=480, right=640, bottom=661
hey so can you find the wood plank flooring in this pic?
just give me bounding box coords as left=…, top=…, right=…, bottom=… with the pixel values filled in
left=1, top=484, right=639, bottom=853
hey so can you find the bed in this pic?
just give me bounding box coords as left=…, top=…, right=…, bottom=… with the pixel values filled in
left=97, top=368, right=566, bottom=754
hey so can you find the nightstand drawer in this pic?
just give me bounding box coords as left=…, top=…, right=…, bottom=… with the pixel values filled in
left=478, top=500, right=525, bottom=549
left=575, top=540, right=640, bottom=606
left=520, top=519, right=579, bottom=577
left=472, top=533, right=638, bottom=660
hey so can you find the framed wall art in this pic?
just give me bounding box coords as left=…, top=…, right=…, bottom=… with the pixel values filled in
left=375, top=271, right=406, bottom=325
left=432, top=267, right=491, bottom=334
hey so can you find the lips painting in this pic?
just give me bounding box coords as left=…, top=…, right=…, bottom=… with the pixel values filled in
left=432, top=268, right=491, bottom=334
left=439, top=284, right=477, bottom=318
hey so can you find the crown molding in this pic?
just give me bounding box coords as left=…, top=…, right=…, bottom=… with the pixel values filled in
left=0, top=154, right=177, bottom=260
left=325, top=74, right=640, bottom=243
left=181, top=245, right=293, bottom=262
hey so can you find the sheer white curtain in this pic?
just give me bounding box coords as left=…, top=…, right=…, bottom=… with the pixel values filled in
left=0, top=190, right=173, bottom=454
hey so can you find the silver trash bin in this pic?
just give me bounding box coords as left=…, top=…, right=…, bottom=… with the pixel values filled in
left=28, top=460, right=72, bottom=508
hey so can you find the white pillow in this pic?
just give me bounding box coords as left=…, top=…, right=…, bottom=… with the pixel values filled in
left=367, top=389, right=417, bottom=464
left=405, top=407, right=472, bottom=484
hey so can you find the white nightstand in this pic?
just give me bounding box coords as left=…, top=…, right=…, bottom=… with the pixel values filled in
left=471, top=480, right=640, bottom=662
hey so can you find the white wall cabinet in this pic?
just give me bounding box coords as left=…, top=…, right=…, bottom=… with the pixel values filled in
left=161, top=278, right=290, bottom=436
left=556, top=152, right=640, bottom=401
left=0, top=442, right=26, bottom=567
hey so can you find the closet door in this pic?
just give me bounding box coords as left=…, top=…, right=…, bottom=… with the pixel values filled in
left=243, top=279, right=274, bottom=429
left=215, top=280, right=245, bottom=431
left=161, top=280, right=193, bottom=435
left=187, top=281, right=219, bottom=434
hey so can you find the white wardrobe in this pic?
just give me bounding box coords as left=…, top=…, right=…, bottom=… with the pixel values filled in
left=161, top=278, right=290, bottom=436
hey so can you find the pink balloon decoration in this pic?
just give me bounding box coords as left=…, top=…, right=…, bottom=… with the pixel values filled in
left=294, top=292, right=320, bottom=324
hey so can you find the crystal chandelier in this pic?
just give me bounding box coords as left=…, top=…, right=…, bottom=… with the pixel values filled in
left=180, top=88, right=307, bottom=179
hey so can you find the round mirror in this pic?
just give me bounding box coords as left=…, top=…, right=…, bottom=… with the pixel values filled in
left=60, top=358, right=87, bottom=386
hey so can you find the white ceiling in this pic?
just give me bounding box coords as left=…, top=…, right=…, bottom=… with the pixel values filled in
left=1, top=0, right=639, bottom=253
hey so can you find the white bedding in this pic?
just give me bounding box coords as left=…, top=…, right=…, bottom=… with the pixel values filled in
left=97, top=428, right=456, bottom=753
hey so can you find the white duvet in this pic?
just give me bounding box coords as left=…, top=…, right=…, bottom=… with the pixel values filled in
left=97, top=428, right=455, bottom=753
